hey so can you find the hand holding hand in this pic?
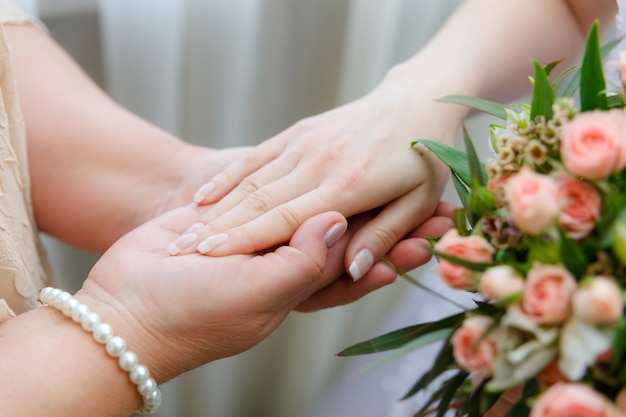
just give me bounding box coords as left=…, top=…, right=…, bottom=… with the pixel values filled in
left=168, top=67, right=463, bottom=281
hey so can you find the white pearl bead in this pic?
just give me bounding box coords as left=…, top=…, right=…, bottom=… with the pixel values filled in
left=57, top=291, right=71, bottom=308
left=138, top=377, right=157, bottom=396
left=130, top=364, right=150, bottom=384
left=93, top=323, right=114, bottom=344
left=62, top=297, right=80, bottom=317
left=81, top=311, right=101, bottom=332
left=119, top=351, right=138, bottom=371
left=71, top=304, right=89, bottom=323
left=106, top=336, right=126, bottom=357
left=144, top=388, right=162, bottom=408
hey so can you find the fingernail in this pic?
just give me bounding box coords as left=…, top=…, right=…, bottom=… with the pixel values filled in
left=167, top=232, right=199, bottom=256
left=324, top=222, right=347, bottom=248
left=348, top=249, right=374, bottom=282
left=193, top=182, right=215, bottom=204
left=184, top=222, right=205, bottom=234
left=197, top=233, right=229, bottom=254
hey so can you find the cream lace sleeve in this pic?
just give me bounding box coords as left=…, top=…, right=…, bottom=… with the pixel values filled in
left=0, top=0, right=54, bottom=324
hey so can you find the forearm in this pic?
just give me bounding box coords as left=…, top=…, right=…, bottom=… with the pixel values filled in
left=0, top=306, right=140, bottom=417
left=4, top=23, right=218, bottom=252
left=373, top=0, right=617, bottom=146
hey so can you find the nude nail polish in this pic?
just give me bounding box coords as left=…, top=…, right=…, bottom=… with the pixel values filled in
left=323, top=223, right=347, bottom=247
left=193, top=182, right=216, bottom=204
left=197, top=233, right=229, bottom=254
left=348, top=249, right=374, bottom=281
left=166, top=232, right=199, bottom=256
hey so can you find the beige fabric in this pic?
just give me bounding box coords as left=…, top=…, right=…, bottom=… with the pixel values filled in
left=0, top=0, right=52, bottom=322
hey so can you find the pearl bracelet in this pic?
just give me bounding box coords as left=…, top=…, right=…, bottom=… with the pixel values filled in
left=38, top=287, right=162, bottom=414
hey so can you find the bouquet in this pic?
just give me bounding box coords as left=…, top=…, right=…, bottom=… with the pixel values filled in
left=339, top=22, right=626, bottom=416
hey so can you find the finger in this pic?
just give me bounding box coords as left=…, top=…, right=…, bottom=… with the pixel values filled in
left=199, top=155, right=317, bottom=226
left=247, top=211, right=347, bottom=305
left=343, top=187, right=441, bottom=281
left=193, top=137, right=287, bottom=205
left=295, top=264, right=397, bottom=312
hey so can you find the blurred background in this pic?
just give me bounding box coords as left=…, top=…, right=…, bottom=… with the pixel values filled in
left=15, top=1, right=511, bottom=416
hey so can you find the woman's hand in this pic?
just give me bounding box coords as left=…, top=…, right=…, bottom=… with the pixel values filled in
left=168, top=66, right=463, bottom=281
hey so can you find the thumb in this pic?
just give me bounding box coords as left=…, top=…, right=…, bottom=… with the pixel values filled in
left=260, top=211, right=347, bottom=303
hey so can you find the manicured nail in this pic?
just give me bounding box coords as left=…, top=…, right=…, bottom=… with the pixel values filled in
left=166, top=232, right=199, bottom=256
left=197, top=233, right=229, bottom=254
left=183, top=222, right=205, bottom=234
left=348, top=249, right=374, bottom=282
left=324, top=222, right=347, bottom=248
left=193, top=182, right=215, bottom=204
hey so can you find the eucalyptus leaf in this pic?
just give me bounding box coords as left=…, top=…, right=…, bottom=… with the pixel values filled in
left=580, top=21, right=608, bottom=111
left=440, top=95, right=508, bottom=120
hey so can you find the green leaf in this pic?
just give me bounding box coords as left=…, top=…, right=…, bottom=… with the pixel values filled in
left=611, top=317, right=626, bottom=374
left=338, top=313, right=464, bottom=356
left=452, top=207, right=469, bottom=236
left=436, top=372, right=469, bottom=417
left=580, top=20, right=608, bottom=111
left=557, top=36, right=621, bottom=97
left=414, top=140, right=472, bottom=186
left=561, top=65, right=581, bottom=97
left=530, top=60, right=555, bottom=120
left=403, top=342, right=456, bottom=399
left=440, top=95, right=508, bottom=120
left=559, top=230, right=588, bottom=279
left=451, top=173, right=471, bottom=225
left=433, top=250, right=492, bottom=272
left=463, top=125, right=485, bottom=187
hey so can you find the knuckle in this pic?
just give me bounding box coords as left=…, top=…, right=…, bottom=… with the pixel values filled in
left=237, top=175, right=265, bottom=194
left=369, top=224, right=400, bottom=252
left=275, top=204, right=304, bottom=232
left=241, top=189, right=275, bottom=214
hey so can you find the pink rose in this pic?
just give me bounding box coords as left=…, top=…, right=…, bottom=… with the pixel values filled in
left=572, top=276, right=624, bottom=325
left=451, top=315, right=496, bottom=375
left=506, top=169, right=560, bottom=235
left=530, top=383, right=623, bottom=417
left=561, top=109, right=626, bottom=180
left=521, top=264, right=577, bottom=325
left=555, top=172, right=601, bottom=239
left=434, top=229, right=494, bottom=290
left=478, top=265, right=524, bottom=302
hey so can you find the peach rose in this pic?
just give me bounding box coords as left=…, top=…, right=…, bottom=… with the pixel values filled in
left=521, top=264, right=577, bottom=325
left=555, top=172, right=601, bottom=239
left=530, top=383, right=623, bottom=417
left=506, top=169, right=560, bottom=235
left=572, top=276, right=624, bottom=325
left=451, top=315, right=496, bottom=375
left=561, top=109, right=626, bottom=180
left=434, top=229, right=494, bottom=290
left=478, top=265, right=524, bottom=302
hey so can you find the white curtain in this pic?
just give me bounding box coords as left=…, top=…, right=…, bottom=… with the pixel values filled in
left=65, top=1, right=466, bottom=416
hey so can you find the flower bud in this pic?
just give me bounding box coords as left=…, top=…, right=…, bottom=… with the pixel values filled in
left=573, top=276, right=624, bottom=325
left=468, top=184, right=495, bottom=218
